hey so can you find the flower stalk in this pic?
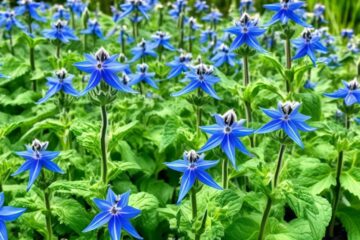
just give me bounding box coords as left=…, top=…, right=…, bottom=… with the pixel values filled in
left=284, top=37, right=291, bottom=93
left=100, top=104, right=108, bottom=184
left=222, top=159, right=228, bottom=189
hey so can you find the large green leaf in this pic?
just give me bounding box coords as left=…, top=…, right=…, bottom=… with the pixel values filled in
left=341, top=168, right=360, bottom=200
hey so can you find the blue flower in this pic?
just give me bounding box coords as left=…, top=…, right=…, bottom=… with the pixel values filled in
left=201, top=9, right=222, bottom=24
left=15, top=0, right=46, bottom=23
left=324, top=79, right=360, bottom=106
left=81, top=19, right=103, bottom=39
left=66, top=0, right=86, bottom=17
left=257, top=101, right=316, bottom=148
left=53, top=5, right=70, bottom=21
left=130, top=39, right=157, bottom=62
left=198, top=110, right=253, bottom=168
left=211, top=43, right=236, bottom=67
left=0, top=10, right=25, bottom=31
left=74, top=47, right=137, bottom=94
left=263, top=0, right=310, bottom=27
left=312, top=3, right=326, bottom=24
left=166, top=52, right=192, bottom=79
left=111, top=6, right=121, bottom=23
left=0, top=192, right=26, bottom=240
left=341, top=29, right=354, bottom=39
left=318, top=54, right=340, bottom=69
left=165, top=150, right=222, bottom=204
left=83, top=188, right=143, bottom=240
left=171, top=63, right=221, bottom=100
left=129, top=63, right=158, bottom=89
left=200, top=28, right=216, bottom=44
left=169, top=0, right=187, bottom=20
left=119, top=0, right=150, bottom=20
left=225, top=13, right=266, bottom=52
left=195, top=0, right=208, bottom=12
left=150, top=31, right=175, bottom=51
left=347, top=41, right=359, bottom=54
left=187, top=17, right=201, bottom=31
left=239, top=0, right=255, bottom=12
left=304, top=80, right=317, bottom=90
left=12, top=139, right=64, bottom=191
left=106, top=25, right=134, bottom=45
left=292, top=29, right=327, bottom=66
left=37, top=69, right=80, bottom=104
left=43, top=20, right=78, bottom=43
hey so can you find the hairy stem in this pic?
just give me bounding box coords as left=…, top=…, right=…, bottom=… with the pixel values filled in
left=258, top=197, right=272, bottom=240
left=100, top=105, right=108, bottom=184
left=191, top=188, right=197, bottom=220
left=56, top=40, right=61, bottom=59
left=222, top=159, right=228, bottom=189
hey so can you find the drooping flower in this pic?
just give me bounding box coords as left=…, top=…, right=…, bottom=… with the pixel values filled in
left=0, top=10, right=25, bottom=31
left=130, top=39, right=157, bottom=62
left=12, top=139, right=64, bottom=191
left=225, top=13, right=266, bottom=52
left=201, top=9, right=222, bottom=25
left=324, top=79, right=360, bottom=106
left=81, top=19, right=103, bottom=39
left=15, top=0, right=47, bottom=23
left=129, top=63, right=158, bottom=89
left=341, top=29, right=354, bottom=39
left=194, top=0, right=208, bottom=12
left=83, top=188, right=143, bottom=240
left=150, top=31, right=175, bottom=51
left=37, top=68, right=80, bottom=104
left=263, top=0, right=310, bottom=27
left=111, top=6, right=121, bottom=23
left=0, top=192, right=26, bottom=239
left=347, top=40, right=359, bottom=54
left=53, top=4, right=70, bottom=21
left=257, top=101, right=316, bottom=148
left=211, top=43, right=236, bottom=67
left=165, top=150, right=222, bottom=204
left=171, top=62, right=221, bottom=99
left=43, top=20, right=78, bottom=43
left=74, top=47, right=137, bottom=94
left=198, top=110, right=253, bottom=168
left=119, top=0, right=150, bottom=20
left=292, top=28, right=327, bottom=66
left=66, top=0, right=87, bottom=17
left=166, top=52, right=192, bottom=79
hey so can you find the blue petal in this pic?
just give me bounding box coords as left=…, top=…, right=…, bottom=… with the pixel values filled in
left=285, top=9, right=311, bottom=27
left=171, top=80, right=200, bottom=97
left=201, top=82, right=221, bottom=100
left=108, top=216, right=122, bottom=240
left=198, top=133, right=224, bottom=153
left=177, top=170, right=196, bottom=204
left=42, top=160, right=64, bottom=174
left=40, top=151, right=60, bottom=161
left=119, top=206, right=141, bottom=219
left=106, top=189, right=117, bottom=204
left=283, top=121, right=303, bottom=148
left=200, top=125, right=223, bottom=134
left=0, top=206, right=26, bottom=221
left=93, top=198, right=112, bottom=212
left=344, top=93, right=358, bottom=106
left=221, top=135, right=236, bottom=168
left=0, top=194, right=3, bottom=208
left=196, top=160, right=220, bottom=170
left=37, top=84, right=62, bottom=104
left=120, top=219, right=143, bottom=239
left=82, top=71, right=101, bottom=94
left=83, top=212, right=112, bottom=232
left=27, top=161, right=42, bottom=191
left=324, top=89, right=348, bottom=99
left=164, top=160, right=188, bottom=172
left=63, top=83, right=80, bottom=96
left=256, top=119, right=282, bottom=134
left=74, top=60, right=96, bottom=73
left=196, top=169, right=222, bottom=190
left=293, top=121, right=316, bottom=132
left=232, top=135, right=252, bottom=157
left=0, top=221, right=7, bottom=240
left=117, top=191, right=130, bottom=209
left=263, top=3, right=282, bottom=11
left=11, top=160, right=33, bottom=176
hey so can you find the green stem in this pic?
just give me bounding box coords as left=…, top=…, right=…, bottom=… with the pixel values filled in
left=44, top=188, right=53, bottom=240
left=285, top=38, right=291, bottom=93
left=222, top=159, right=228, bottom=189
left=189, top=28, right=193, bottom=53
left=71, top=11, right=75, bottom=30
left=258, top=143, right=286, bottom=240
left=243, top=55, right=249, bottom=86
left=196, top=89, right=202, bottom=137
left=100, top=105, right=108, bottom=184
left=9, top=29, right=14, bottom=55
left=191, top=188, right=197, bottom=220
left=244, top=101, right=254, bottom=147
left=178, top=12, right=184, bottom=49
left=56, top=40, right=61, bottom=59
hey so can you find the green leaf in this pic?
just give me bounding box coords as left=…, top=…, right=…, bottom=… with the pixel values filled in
left=49, top=180, right=95, bottom=199
left=108, top=121, right=138, bottom=151
left=260, top=54, right=286, bottom=80
left=294, top=93, right=322, bottom=121
left=225, top=214, right=259, bottom=240
left=159, top=117, right=180, bottom=152
left=107, top=161, right=141, bottom=181
left=337, top=207, right=360, bottom=240
left=341, top=168, right=360, bottom=200
left=129, top=192, right=159, bottom=210
left=140, top=178, right=174, bottom=205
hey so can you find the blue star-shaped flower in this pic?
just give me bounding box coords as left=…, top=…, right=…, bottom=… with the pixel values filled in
left=43, top=20, right=78, bottom=43
left=83, top=188, right=143, bottom=240
left=201, top=9, right=222, bottom=24
left=150, top=31, right=175, bottom=51
left=200, top=28, right=216, bottom=44
left=129, top=39, right=157, bottom=62
left=37, top=68, right=80, bottom=104
left=171, top=63, right=221, bottom=100
left=239, top=0, right=255, bottom=12
left=119, top=0, right=150, bottom=20
left=292, top=29, right=327, bottom=66
left=129, top=63, right=158, bottom=89
left=15, top=0, right=46, bottom=23
left=0, top=192, right=26, bottom=240
left=165, top=150, right=222, bottom=204
left=257, top=101, right=316, bottom=148
left=225, top=13, right=266, bottom=52
left=263, top=0, right=310, bottom=27
left=195, top=0, right=208, bottom=12
left=0, top=10, right=25, bottom=31
left=166, top=52, right=192, bottom=79
left=12, top=139, right=64, bottom=191
left=187, top=17, right=201, bottom=31
left=324, top=79, right=360, bottom=106
left=341, top=29, right=354, bottom=39
left=53, top=5, right=70, bottom=21
left=81, top=19, right=103, bottom=39
left=66, top=0, right=87, bottom=17
left=74, top=47, right=137, bottom=94
left=169, top=0, right=187, bottom=20
left=312, top=3, right=326, bottom=24
left=198, top=110, right=253, bottom=168
left=211, top=43, right=236, bottom=67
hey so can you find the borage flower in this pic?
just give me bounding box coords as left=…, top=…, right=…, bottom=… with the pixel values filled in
left=324, top=79, right=360, bottom=106
left=129, top=63, right=158, bottom=89
left=0, top=10, right=25, bottom=31
left=239, top=0, right=255, bottom=12
left=150, top=31, right=175, bottom=51
left=37, top=68, right=80, bottom=104
left=12, top=139, right=64, bottom=191
left=74, top=47, right=136, bottom=94
left=200, top=28, right=216, bottom=44
left=211, top=43, right=236, bottom=67
left=169, top=0, right=187, bottom=20
left=225, top=13, right=266, bottom=52
left=341, top=29, right=354, bottom=39
left=202, top=9, right=222, bottom=25
left=263, top=0, right=310, bottom=27
left=53, top=5, right=70, bottom=21
left=81, top=19, right=103, bottom=39
left=195, top=0, right=208, bottom=12
left=171, top=62, right=221, bottom=99
left=199, top=110, right=253, bottom=168
left=257, top=101, right=316, bottom=148
left=0, top=192, right=26, bottom=239
left=165, top=150, right=222, bottom=203
left=130, top=39, right=157, bottom=62
left=292, top=28, right=327, bottom=66
left=166, top=52, right=192, bottom=79
left=312, top=3, right=326, bottom=25
left=119, top=0, right=150, bottom=20
left=83, top=188, right=143, bottom=240
left=66, top=0, right=87, bottom=17
left=43, top=20, right=78, bottom=43
left=15, top=0, right=46, bottom=23
left=304, top=80, right=317, bottom=90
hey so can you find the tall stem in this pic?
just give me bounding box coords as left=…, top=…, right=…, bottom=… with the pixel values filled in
left=285, top=38, right=291, bottom=93
left=71, top=11, right=76, bottom=30
left=9, top=29, right=14, bottom=55
left=222, top=159, right=228, bottom=189
left=30, top=46, right=36, bottom=91
left=100, top=105, right=108, bottom=184
left=243, top=55, right=249, bottom=86
left=258, top=143, right=286, bottom=240
left=245, top=101, right=254, bottom=147
left=196, top=89, right=202, bottom=137
left=56, top=40, right=61, bottom=59
left=44, top=188, right=53, bottom=240
left=243, top=55, right=254, bottom=147
left=178, top=12, right=184, bottom=49
left=191, top=187, right=197, bottom=220
left=189, top=28, right=193, bottom=53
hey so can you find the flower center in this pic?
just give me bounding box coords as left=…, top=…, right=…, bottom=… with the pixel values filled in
left=110, top=205, right=121, bottom=215
left=224, top=126, right=232, bottom=133
left=97, top=62, right=103, bottom=69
